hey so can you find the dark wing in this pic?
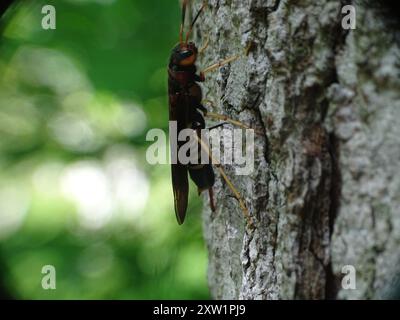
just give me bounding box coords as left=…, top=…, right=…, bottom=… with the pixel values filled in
left=171, top=162, right=188, bottom=224
left=168, top=87, right=189, bottom=225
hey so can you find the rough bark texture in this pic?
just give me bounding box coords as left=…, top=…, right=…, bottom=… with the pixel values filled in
left=192, top=0, right=400, bottom=299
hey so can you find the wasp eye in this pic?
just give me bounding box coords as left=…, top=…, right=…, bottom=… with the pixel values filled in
left=180, top=50, right=193, bottom=59
left=179, top=53, right=197, bottom=66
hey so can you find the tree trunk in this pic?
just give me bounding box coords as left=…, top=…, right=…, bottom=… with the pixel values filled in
left=192, top=0, right=400, bottom=299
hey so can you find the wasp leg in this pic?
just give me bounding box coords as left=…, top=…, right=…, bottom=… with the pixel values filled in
left=201, top=43, right=254, bottom=74
left=196, top=103, right=208, bottom=114
left=204, top=112, right=264, bottom=135
left=199, top=33, right=210, bottom=55
left=201, top=99, right=216, bottom=109
left=205, top=112, right=252, bottom=130
left=201, top=100, right=263, bottom=134
left=207, top=122, right=229, bottom=131
left=202, top=54, right=241, bottom=74
left=192, top=133, right=255, bottom=229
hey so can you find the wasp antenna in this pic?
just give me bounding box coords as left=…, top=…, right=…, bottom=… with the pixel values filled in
left=185, top=1, right=207, bottom=43
left=180, top=0, right=189, bottom=45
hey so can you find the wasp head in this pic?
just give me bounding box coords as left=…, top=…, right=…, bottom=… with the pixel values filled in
left=170, top=42, right=198, bottom=67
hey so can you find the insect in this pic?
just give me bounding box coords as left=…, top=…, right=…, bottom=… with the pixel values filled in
left=168, top=0, right=254, bottom=226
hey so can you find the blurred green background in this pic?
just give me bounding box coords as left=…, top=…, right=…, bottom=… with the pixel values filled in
left=0, top=0, right=209, bottom=299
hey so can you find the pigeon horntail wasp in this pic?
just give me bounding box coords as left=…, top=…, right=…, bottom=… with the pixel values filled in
left=168, top=0, right=255, bottom=227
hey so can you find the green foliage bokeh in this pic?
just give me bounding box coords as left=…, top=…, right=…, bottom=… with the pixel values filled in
left=0, top=0, right=209, bottom=299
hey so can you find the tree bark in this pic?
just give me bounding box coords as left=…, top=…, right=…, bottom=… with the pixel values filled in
left=192, top=0, right=400, bottom=299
